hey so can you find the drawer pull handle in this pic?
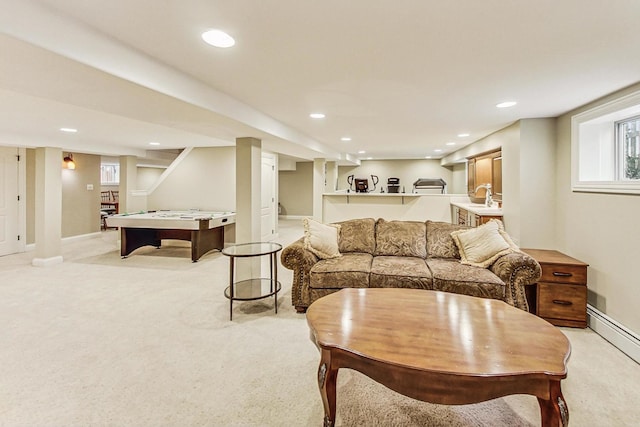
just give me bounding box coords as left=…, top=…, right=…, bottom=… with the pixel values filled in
left=552, top=299, right=573, bottom=306
left=553, top=272, right=573, bottom=277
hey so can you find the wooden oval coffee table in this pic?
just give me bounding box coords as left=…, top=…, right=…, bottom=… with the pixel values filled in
left=307, top=288, right=571, bottom=427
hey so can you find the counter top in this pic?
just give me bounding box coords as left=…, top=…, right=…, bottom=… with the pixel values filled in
left=324, top=192, right=421, bottom=197
left=322, top=192, right=466, bottom=223
left=451, top=201, right=503, bottom=216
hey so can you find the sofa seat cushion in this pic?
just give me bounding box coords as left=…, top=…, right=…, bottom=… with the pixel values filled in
left=337, top=218, right=376, bottom=254
left=310, top=253, right=372, bottom=289
left=370, top=256, right=433, bottom=289
left=374, top=219, right=427, bottom=258
left=427, top=258, right=505, bottom=300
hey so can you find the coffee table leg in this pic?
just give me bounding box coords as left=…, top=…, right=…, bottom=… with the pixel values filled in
left=537, top=380, right=569, bottom=427
left=317, top=349, right=338, bottom=427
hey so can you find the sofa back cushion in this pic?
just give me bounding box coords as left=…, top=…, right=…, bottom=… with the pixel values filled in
left=336, top=218, right=376, bottom=254
left=426, top=220, right=470, bottom=259
left=374, top=219, right=427, bottom=258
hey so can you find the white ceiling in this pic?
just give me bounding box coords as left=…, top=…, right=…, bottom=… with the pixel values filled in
left=1, top=0, right=640, bottom=163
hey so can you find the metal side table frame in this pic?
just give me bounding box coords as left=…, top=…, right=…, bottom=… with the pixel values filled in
left=222, top=242, right=282, bottom=320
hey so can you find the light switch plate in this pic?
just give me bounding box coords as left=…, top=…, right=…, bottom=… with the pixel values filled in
left=86, top=184, right=94, bottom=190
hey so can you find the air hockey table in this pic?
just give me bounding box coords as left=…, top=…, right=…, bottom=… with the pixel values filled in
left=105, top=210, right=236, bottom=262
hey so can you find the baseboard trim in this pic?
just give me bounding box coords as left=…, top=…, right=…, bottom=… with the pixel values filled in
left=588, top=304, right=640, bottom=364
left=24, top=232, right=102, bottom=253
left=62, top=232, right=102, bottom=244
left=279, top=215, right=306, bottom=220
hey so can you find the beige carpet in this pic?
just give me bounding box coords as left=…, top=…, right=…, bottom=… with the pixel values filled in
left=1, top=219, right=639, bottom=426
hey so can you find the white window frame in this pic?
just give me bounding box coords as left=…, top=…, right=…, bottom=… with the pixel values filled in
left=572, top=90, right=640, bottom=194
left=615, top=115, right=640, bottom=181
left=100, top=163, right=120, bottom=185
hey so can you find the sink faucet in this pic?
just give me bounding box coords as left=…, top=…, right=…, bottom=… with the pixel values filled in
left=475, top=183, right=493, bottom=207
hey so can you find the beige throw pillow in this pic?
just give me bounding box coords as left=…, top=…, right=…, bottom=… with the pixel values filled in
left=303, top=218, right=341, bottom=259
left=450, top=219, right=517, bottom=268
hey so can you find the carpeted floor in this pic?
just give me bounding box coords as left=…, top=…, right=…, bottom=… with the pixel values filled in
left=0, top=219, right=639, bottom=426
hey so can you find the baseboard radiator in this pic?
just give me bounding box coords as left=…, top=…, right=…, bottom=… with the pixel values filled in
left=588, top=304, right=640, bottom=364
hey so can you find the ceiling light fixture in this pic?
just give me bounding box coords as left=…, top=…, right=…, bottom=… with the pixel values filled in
left=62, top=153, right=76, bottom=170
left=434, top=149, right=443, bottom=152
left=309, top=113, right=325, bottom=119
left=149, top=142, right=161, bottom=146
left=341, top=137, right=352, bottom=141
left=358, top=150, right=366, bottom=154
left=496, top=101, right=517, bottom=108
left=201, top=29, right=235, bottom=48
left=60, top=127, right=77, bottom=133
left=457, top=133, right=469, bottom=137
left=446, top=142, right=456, bottom=146
left=425, top=156, right=432, bottom=159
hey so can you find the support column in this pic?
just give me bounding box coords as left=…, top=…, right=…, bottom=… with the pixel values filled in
left=313, top=158, right=326, bottom=221
left=32, top=147, right=63, bottom=267
left=326, top=161, right=338, bottom=192
left=236, top=137, right=262, bottom=279
left=119, top=155, right=138, bottom=213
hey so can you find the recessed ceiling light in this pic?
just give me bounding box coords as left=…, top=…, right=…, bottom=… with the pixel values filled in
left=358, top=150, right=366, bottom=154
left=434, top=149, right=443, bottom=152
left=457, top=133, right=469, bottom=138
left=201, top=29, right=235, bottom=48
left=496, top=101, right=517, bottom=108
left=309, top=113, right=325, bottom=119
left=59, top=127, right=77, bottom=133
left=446, top=142, right=456, bottom=146
left=341, top=137, right=352, bottom=141
left=149, top=142, right=160, bottom=146
left=366, top=157, right=372, bottom=160
left=425, top=156, right=432, bottom=159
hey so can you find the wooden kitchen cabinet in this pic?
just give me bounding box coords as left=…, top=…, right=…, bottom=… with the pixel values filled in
left=452, top=205, right=502, bottom=227
left=456, top=206, right=469, bottom=226
left=467, top=150, right=502, bottom=201
left=521, top=248, right=588, bottom=328
left=467, top=158, right=475, bottom=197
left=492, top=156, right=502, bottom=199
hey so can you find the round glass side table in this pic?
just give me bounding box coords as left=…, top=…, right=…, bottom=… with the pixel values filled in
left=222, top=242, right=282, bottom=320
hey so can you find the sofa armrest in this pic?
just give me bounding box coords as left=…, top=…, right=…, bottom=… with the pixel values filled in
left=281, top=237, right=319, bottom=311
left=490, top=251, right=542, bottom=311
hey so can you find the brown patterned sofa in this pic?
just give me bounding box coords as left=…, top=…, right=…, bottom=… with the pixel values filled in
left=281, top=218, right=541, bottom=313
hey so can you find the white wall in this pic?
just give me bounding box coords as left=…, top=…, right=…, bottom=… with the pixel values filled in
left=519, top=118, right=557, bottom=247
left=467, top=122, right=523, bottom=240
left=278, top=162, right=313, bottom=216
left=556, top=82, right=640, bottom=335
left=441, top=132, right=503, bottom=165
left=449, top=162, right=467, bottom=194
left=337, top=159, right=455, bottom=194
left=279, top=158, right=462, bottom=218
left=457, top=119, right=556, bottom=248
left=147, top=146, right=236, bottom=211
left=136, top=166, right=164, bottom=191
left=323, top=194, right=463, bottom=223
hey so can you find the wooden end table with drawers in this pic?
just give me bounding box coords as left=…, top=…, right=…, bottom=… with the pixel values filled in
left=522, top=249, right=589, bottom=328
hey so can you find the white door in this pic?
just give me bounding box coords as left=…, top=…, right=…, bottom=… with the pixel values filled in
left=0, top=147, right=19, bottom=256
left=261, top=155, right=276, bottom=241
